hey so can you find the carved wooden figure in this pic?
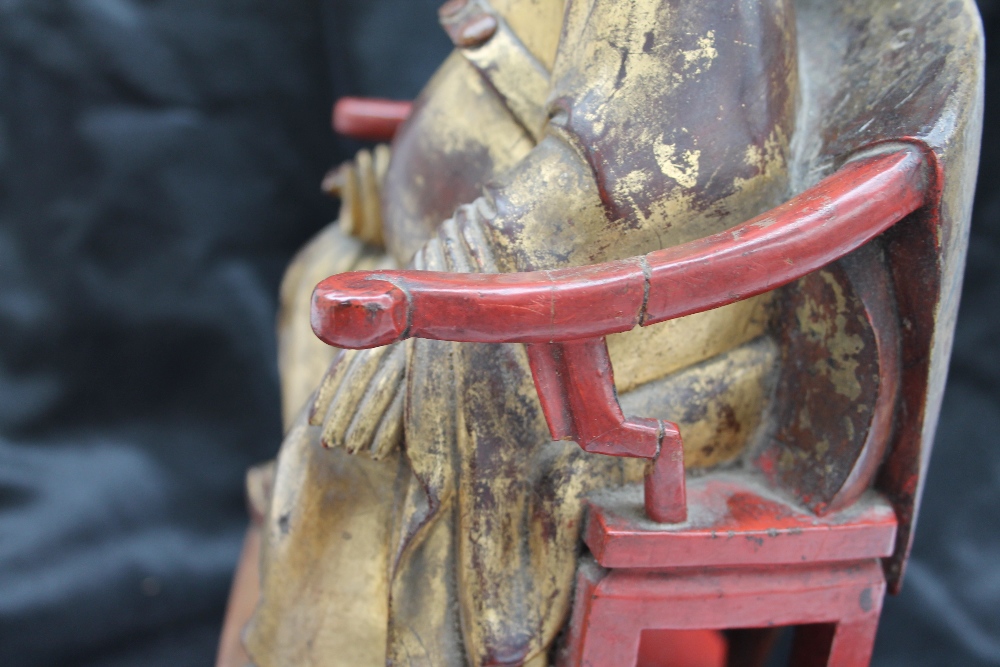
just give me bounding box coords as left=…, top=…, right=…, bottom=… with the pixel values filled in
left=217, top=1, right=984, bottom=666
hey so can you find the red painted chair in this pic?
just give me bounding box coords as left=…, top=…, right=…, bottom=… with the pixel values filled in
left=313, top=139, right=937, bottom=666
left=564, top=475, right=896, bottom=667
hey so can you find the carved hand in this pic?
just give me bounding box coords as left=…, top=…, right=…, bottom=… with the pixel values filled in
left=308, top=201, right=500, bottom=459
left=322, top=144, right=391, bottom=249
left=308, top=342, right=407, bottom=459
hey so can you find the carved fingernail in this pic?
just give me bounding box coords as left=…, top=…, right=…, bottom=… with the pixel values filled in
left=438, top=0, right=468, bottom=19
left=456, top=14, right=498, bottom=48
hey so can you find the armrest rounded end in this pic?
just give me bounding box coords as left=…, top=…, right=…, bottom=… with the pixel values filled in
left=311, top=274, right=410, bottom=349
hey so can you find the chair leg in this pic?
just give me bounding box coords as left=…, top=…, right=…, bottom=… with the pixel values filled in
left=825, top=616, right=880, bottom=667
left=561, top=561, right=644, bottom=667
left=789, top=615, right=880, bottom=667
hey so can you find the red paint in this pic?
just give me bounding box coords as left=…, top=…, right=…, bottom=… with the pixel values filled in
left=584, top=473, right=898, bottom=570
left=562, top=474, right=896, bottom=664
left=311, top=145, right=930, bottom=527
left=313, top=259, right=648, bottom=348
left=637, top=629, right=727, bottom=667
left=332, top=97, right=413, bottom=143
left=525, top=339, right=662, bottom=459
left=309, top=123, right=934, bottom=666
left=644, top=427, right=687, bottom=524
left=525, top=339, right=687, bottom=523
left=640, top=147, right=927, bottom=327
left=561, top=559, right=886, bottom=667
left=312, top=147, right=928, bottom=348
left=311, top=274, right=410, bottom=350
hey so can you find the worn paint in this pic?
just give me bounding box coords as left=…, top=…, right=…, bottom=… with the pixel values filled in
left=228, top=0, right=985, bottom=665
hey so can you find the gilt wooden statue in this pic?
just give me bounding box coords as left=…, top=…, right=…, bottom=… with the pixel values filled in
left=217, top=1, right=984, bottom=665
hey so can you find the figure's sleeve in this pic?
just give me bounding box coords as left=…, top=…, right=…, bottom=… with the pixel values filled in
left=474, top=132, right=611, bottom=272
left=465, top=0, right=799, bottom=272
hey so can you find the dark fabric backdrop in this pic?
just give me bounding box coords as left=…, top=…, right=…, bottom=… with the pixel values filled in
left=0, top=1, right=995, bottom=665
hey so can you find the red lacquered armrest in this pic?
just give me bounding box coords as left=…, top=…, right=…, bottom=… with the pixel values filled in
left=312, top=146, right=929, bottom=349
left=310, top=145, right=931, bottom=523
left=333, top=97, right=413, bottom=143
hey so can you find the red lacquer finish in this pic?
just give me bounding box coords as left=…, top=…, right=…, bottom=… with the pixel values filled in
left=644, top=429, right=687, bottom=525
left=561, top=558, right=886, bottom=667
left=311, top=274, right=410, bottom=349
left=312, top=257, right=649, bottom=348
left=637, top=630, right=727, bottom=667
left=525, top=339, right=662, bottom=459
left=332, top=97, right=413, bottom=142
left=584, top=472, right=898, bottom=570
left=308, top=138, right=937, bottom=666
left=311, top=147, right=928, bottom=348
left=639, top=146, right=927, bottom=326
left=561, top=472, right=898, bottom=666
left=311, top=144, right=931, bottom=530
left=526, top=339, right=687, bottom=523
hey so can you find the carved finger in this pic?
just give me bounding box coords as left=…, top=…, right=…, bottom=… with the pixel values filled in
left=418, top=229, right=450, bottom=272
left=458, top=201, right=501, bottom=274
left=319, top=344, right=394, bottom=448
left=327, top=145, right=391, bottom=249
left=369, top=386, right=405, bottom=461
left=339, top=160, right=362, bottom=237
left=440, top=216, right=475, bottom=274
left=366, top=144, right=391, bottom=245
left=355, top=148, right=385, bottom=246
left=342, top=343, right=407, bottom=455
left=411, top=246, right=427, bottom=271
left=309, top=347, right=358, bottom=426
